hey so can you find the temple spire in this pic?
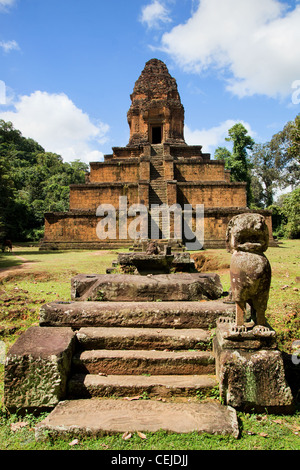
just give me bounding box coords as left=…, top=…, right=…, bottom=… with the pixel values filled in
left=127, top=59, right=186, bottom=147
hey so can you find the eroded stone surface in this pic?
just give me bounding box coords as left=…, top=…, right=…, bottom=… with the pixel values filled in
left=226, top=213, right=271, bottom=327
left=213, top=325, right=294, bottom=413
left=40, top=299, right=235, bottom=329
left=4, top=326, right=75, bottom=412
left=216, top=317, right=277, bottom=350
left=35, top=399, right=240, bottom=439
left=72, top=349, right=215, bottom=376
left=75, top=326, right=212, bottom=351
left=71, top=272, right=224, bottom=302
left=67, top=374, right=218, bottom=399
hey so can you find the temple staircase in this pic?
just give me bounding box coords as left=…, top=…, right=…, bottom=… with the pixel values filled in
left=35, top=271, right=239, bottom=438
left=149, top=144, right=169, bottom=238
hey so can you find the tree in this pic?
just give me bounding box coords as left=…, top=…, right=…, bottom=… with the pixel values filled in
left=0, top=150, right=15, bottom=239
left=250, top=143, right=280, bottom=208
left=214, top=146, right=232, bottom=169
left=281, top=188, right=300, bottom=239
left=214, top=123, right=255, bottom=204
left=0, top=120, right=89, bottom=241
left=269, top=114, right=300, bottom=189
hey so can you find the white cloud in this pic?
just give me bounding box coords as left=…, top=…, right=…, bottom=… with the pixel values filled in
left=0, top=39, right=19, bottom=53
left=184, top=119, right=255, bottom=155
left=0, top=0, right=15, bottom=5
left=161, top=0, right=300, bottom=98
left=0, top=0, right=16, bottom=12
left=0, top=91, right=110, bottom=163
left=140, top=0, right=171, bottom=29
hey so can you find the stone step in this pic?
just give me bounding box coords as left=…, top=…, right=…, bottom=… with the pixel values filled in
left=67, top=373, right=218, bottom=399
left=75, top=327, right=213, bottom=351
left=40, top=299, right=235, bottom=328
left=70, top=272, right=224, bottom=302
left=150, top=177, right=165, bottom=182
left=72, top=349, right=215, bottom=375
left=150, top=181, right=166, bottom=187
left=35, top=399, right=240, bottom=439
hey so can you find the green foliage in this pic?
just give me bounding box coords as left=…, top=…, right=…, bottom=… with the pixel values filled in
left=215, top=118, right=300, bottom=239
left=281, top=188, right=300, bottom=239
left=267, top=188, right=300, bottom=239
left=0, top=120, right=88, bottom=241
left=250, top=143, right=280, bottom=208
left=214, top=123, right=254, bottom=204
left=269, top=114, right=300, bottom=189
left=214, top=146, right=232, bottom=169
left=267, top=204, right=287, bottom=239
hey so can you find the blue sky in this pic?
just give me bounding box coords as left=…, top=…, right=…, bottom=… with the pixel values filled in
left=0, top=0, right=300, bottom=164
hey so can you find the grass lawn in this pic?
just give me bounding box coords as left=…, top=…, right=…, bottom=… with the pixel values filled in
left=0, top=241, right=299, bottom=451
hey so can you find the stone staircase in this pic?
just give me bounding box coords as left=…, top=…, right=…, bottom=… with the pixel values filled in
left=149, top=144, right=169, bottom=238
left=34, top=271, right=240, bottom=439
left=67, top=325, right=216, bottom=400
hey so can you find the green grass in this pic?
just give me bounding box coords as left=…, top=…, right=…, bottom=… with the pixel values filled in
left=0, top=241, right=299, bottom=450
left=0, top=408, right=299, bottom=450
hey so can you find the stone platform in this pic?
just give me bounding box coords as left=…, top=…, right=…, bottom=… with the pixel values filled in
left=40, top=299, right=235, bottom=329
left=35, top=399, right=240, bottom=440
left=70, top=272, right=223, bottom=302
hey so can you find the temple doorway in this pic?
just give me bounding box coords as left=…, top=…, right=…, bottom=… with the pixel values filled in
left=151, top=126, right=162, bottom=144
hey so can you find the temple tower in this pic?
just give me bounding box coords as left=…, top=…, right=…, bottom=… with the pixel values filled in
left=127, top=59, right=186, bottom=147
left=40, top=59, right=275, bottom=251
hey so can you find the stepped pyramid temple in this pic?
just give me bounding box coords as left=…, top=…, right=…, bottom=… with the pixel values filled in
left=40, top=59, right=273, bottom=250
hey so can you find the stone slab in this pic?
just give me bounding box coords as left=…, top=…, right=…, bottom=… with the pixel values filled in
left=68, top=374, right=218, bottom=398
left=72, top=349, right=215, bottom=375
left=4, top=326, right=75, bottom=412
left=75, top=327, right=212, bottom=350
left=35, top=399, right=239, bottom=439
left=40, top=300, right=235, bottom=329
left=70, top=273, right=223, bottom=302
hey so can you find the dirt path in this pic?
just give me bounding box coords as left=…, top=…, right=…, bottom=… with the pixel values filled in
left=0, top=255, right=36, bottom=281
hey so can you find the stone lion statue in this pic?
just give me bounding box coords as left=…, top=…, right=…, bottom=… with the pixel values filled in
left=226, top=213, right=271, bottom=328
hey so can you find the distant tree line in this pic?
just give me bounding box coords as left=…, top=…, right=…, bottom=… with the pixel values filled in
left=0, top=120, right=88, bottom=242
left=215, top=115, right=300, bottom=239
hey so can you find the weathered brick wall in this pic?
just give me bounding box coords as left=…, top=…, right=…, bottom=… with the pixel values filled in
left=43, top=212, right=145, bottom=243
left=182, top=208, right=274, bottom=247
left=42, top=208, right=274, bottom=248
left=69, top=184, right=139, bottom=211
left=89, top=161, right=140, bottom=183
left=174, top=161, right=226, bottom=182
left=177, top=182, right=247, bottom=208
left=43, top=213, right=99, bottom=242
left=170, top=146, right=207, bottom=159
left=112, top=147, right=143, bottom=159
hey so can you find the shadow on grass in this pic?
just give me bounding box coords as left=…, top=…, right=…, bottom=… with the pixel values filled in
left=0, top=254, right=24, bottom=270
